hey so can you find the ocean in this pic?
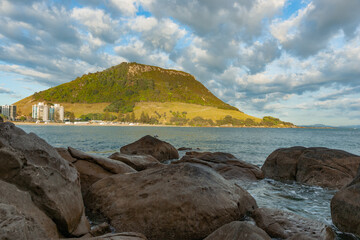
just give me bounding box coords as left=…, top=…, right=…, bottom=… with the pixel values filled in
left=17, top=125, right=360, bottom=229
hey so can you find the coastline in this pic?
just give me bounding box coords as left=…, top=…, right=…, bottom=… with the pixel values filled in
left=11, top=121, right=302, bottom=128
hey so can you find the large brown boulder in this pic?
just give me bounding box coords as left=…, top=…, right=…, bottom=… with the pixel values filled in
left=331, top=166, right=360, bottom=236
left=0, top=122, right=89, bottom=236
left=261, top=147, right=360, bottom=189
left=253, top=208, right=335, bottom=240
left=204, top=221, right=271, bottom=240
left=109, top=152, right=161, bottom=171
left=173, top=151, right=264, bottom=181
left=85, top=163, right=257, bottom=240
left=0, top=180, right=59, bottom=239
left=120, top=135, right=179, bottom=162
left=65, top=147, right=136, bottom=196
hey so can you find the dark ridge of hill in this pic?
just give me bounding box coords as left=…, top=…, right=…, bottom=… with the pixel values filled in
left=30, top=62, right=238, bottom=113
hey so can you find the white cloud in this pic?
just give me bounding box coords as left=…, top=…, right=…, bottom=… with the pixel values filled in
left=71, top=7, right=120, bottom=43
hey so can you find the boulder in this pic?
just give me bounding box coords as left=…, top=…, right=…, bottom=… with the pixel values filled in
left=261, top=147, right=360, bottom=189
left=109, top=152, right=161, bottom=171
left=331, top=166, right=360, bottom=236
left=253, top=208, right=335, bottom=240
left=173, top=151, right=264, bottom=181
left=85, top=163, right=257, bottom=240
left=0, top=122, right=89, bottom=236
left=74, top=160, right=113, bottom=196
left=0, top=180, right=59, bottom=239
left=66, top=147, right=136, bottom=196
left=65, top=232, right=148, bottom=240
left=120, top=135, right=179, bottom=162
left=204, top=221, right=271, bottom=240
left=56, top=147, right=77, bottom=163
left=68, top=147, right=136, bottom=174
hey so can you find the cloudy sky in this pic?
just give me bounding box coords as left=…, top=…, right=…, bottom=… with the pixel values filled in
left=0, top=0, right=359, bottom=126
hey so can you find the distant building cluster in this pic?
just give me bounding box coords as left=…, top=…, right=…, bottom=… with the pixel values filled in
left=0, top=105, right=17, bottom=121
left=32, top=102, right=64, bottom=122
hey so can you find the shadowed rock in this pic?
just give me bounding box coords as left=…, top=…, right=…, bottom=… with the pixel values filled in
left=56, top=147, right=77, bottom=163
left=173, top=151, right=264, bottom=181
left=65, top=232, right=148, bottom=240
left=65, top=147, right=136, bottom=196
left=120, top=135, right=179, bottom=162
left=0, top=122, right=89, bottom=236
left=262, top=147, right=360, bottom=189
left=204, top=221, right=271, bottom=240
left=331, top=166, right=360, bottom=236
left=109, top=152, right=161, bottom=171
left=0, top=180, right=59, bottom=239
left=68, top=147, right=136, bottom=174
left=253, top=208, right=335, bottom=240
left=85, top=163, right=257, bottom=240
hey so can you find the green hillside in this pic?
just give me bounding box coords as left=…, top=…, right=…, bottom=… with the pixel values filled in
left=15, top=62, right=295, bottom=127
left=31, top=62, right=237, bottom=113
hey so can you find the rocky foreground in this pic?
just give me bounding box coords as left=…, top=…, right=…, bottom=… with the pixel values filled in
left=1, top=122, right=360, bottom=240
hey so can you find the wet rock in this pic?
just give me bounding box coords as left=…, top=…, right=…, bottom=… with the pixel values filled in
left=204, top=221, right=271, bottom=240
left=262, top=147, right=360, bottom=189
left=173, top=151, right=264, bottom=181
left=178, top=147, right=192, bottom=151
left=120, top=135, right=179, bottom=162
left=68, top=147, right=136, bottom=174
left=253, top=208, right=335, bottom=240
left=0, top=122, right=89, bottom=236
left=88, top=222, right=112, bottom=237
left=0, top=180, right=59, bottom=239
left=109, top=152, right=161, bottom=171
left=85, top=163, right=257, bottom=240
left=331, top=166, right=360, bottom=236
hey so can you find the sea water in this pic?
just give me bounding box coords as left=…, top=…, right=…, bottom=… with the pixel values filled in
left=17, top=125, right=360, bottom=229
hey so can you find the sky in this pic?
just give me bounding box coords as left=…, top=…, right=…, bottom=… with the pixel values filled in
left=0, top=0, right=360, bottom=126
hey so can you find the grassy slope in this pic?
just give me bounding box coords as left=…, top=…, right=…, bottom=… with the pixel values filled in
left=133, top=102, right=261, bottom=123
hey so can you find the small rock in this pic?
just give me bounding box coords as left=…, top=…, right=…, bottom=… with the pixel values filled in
left=120, top=135, right=179, bottom=162
left=204, top=221, right=271, bottom=240
left=178, top=147, right=192, bottom=151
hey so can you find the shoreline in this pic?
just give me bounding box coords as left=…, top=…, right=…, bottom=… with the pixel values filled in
left=10, top=121, right=312, bottom=129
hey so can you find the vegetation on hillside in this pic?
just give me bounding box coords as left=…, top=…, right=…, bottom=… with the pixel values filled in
left=32, top=62, right=237, bottom=113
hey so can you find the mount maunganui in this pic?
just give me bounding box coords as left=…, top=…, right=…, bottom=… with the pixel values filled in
left=15, top=62, right=294, bottom=127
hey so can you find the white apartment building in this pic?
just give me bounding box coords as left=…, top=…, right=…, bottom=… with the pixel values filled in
left=32, top=102, right=64, bottom=122
left=0, top=105, right=16, bottom=120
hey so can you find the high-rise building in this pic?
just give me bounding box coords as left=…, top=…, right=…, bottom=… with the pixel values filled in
left=32, top=102, right=64, bottom=122
left=1, top=105, right=17, bottom=120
